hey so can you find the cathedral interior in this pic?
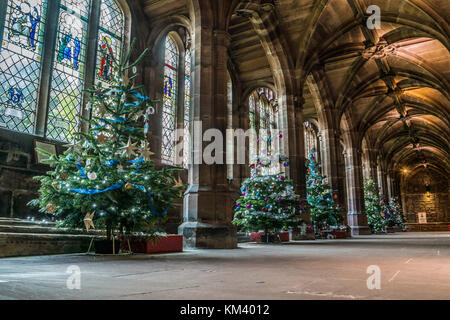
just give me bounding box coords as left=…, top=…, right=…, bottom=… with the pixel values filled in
left=0, top=0, right=448, bottom=301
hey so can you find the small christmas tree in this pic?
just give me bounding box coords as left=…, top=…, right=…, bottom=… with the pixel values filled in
left=232, top=155, right=306, bottom=240
left=364, top=178, right=386, bottom=233
left=29, top=41, right=183, bottom=242
left=381, top=196, right=405, bottom=228
left=306, top=152, right=343, bottom=231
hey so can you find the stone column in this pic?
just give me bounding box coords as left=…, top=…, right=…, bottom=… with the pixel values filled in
left=319, top=127, right=340, bottom=193
left=387, top=172, right=394, bottom=199
left=288, top=98, right=309, bottom=223
left=290, top=97, right=314, bottom=240
left=369, top=162, right=379, bottom=187
left=344, top=147, right=370, bottom=235
left=378, top=165, right=389, bottom=198
left=178, top=28, right=237, bottom=249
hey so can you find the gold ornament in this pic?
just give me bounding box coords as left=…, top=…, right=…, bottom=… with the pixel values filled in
left=139, top=141, right=155, bottom=161
left=83, top=212, right=95, bottom=232
left=134, top=108, right=145, bottom=121
left=173, top=176, right=184, bottom=197
left=63, top=140, right=81, bottom=153
left=52, top=181, right=62, bottom=190
left=119, top=137, right=138, bottom=158
left=125, top=183, right=133, bottom=190
left=46, top=203, right=57, bottom=214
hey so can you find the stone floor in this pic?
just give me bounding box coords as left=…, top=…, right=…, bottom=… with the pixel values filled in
left=0, top=232, right=449, bottom=300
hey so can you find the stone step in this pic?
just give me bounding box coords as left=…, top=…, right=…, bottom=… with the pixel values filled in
left=0, top=232, right=105, bottom=258
left=0, top=224, right=105, bottom=236
left=0, top=217, right=57, bottom=227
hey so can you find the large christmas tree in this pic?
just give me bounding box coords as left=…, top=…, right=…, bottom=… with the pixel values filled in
left=306, top=152, right=343, bottom=231
left=29, top=41, right=183, bottom=240
left=232, top=155, right=306, bottom=238
left=364, top=178, right=386, bottom=233
left=381, top=195, right=405, bottom=228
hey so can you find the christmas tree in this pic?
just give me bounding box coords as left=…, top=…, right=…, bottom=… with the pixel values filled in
left=29, top=40, right=184, bottom=241
left=232, top=155, right=307, bottom=240
left=306, top=151, right=343, bottom=231
left=381, top=196, right=405, bottom=228
left=364, top=178, right=386, bottom=233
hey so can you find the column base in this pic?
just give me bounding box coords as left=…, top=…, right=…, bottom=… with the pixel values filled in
left=350, top=226, right=371, bottom=236
left=178, top=222, right=237, bottom=249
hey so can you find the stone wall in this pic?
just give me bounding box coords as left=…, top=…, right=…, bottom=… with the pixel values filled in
left=402, top=170, right=449, bottom=225
left=0, top=129, right=65, bottom=219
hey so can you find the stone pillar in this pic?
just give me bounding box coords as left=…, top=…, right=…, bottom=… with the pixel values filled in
left=178, top=28, right=237, bottom=249
left=369, top=162, right=379, bottom=187
left=377, top=163, right=384, bottom=195
left=319, top=128, right=340, bottom=192
left=379, top=166, right=389, bottom=198
left=344, top=147, right=370, bottom=235
left=292, top=98, right=310, bottom=225
left=290, top=97, right=314, bottom=240
left=387, top=172, right=393, bottom=199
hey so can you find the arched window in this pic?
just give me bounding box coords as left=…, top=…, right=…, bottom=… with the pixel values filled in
left=161, top=30, right=192, bottom=168
left=0, top=0, right=126, bottom=141
left=249, top=94, right=257, bottom=162
left=304, top=121, right=318, bottom=158
left=226, top=72, right=233, bottom=180
left=97, top=0, right=124, bottom=84
left=248, top=88, right=278, bottom=174
left=161, top=34, right=179, bottom=165
left=183, top=41, right=191, bottom=168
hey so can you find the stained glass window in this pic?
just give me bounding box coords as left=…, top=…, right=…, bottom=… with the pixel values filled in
left=46, top=0, right=90, bottom=141
left=183, top=48, right=191, bottom=168
left=226, top=72, right=233, bottom=179
left=0, top=0, right=126, bottom=141
left=249, top=88, right=277, bottom=173
left=304, top=121, right=318, bottom=158
left=0, top=0, right=47, bottom=134
left=249, top=94, right=257, bottom=162
left=96, top=0, right=124, bottom=85
left=161, top=34, right=178, bottom=165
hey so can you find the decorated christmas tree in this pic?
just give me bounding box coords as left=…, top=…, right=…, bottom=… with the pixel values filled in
left=232, top=155, right=307, bottom=240
left=306, top=151, right=343, bottom=231
left=29, top=41, right=184, bottom=242
left=381, top=196, right=405, bottom=228
left=364, top=178, right=386, bottom=233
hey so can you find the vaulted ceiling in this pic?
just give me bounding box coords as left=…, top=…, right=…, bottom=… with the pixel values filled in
left=299, top=0, right=449, bottom=177
left=139, top=0, right=449, bottom=176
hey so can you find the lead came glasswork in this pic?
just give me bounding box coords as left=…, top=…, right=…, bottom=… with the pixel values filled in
left=46, top=1, right=90, bottom=142
left=183, top=48, right=191, bottom=168
left=161, top=35, right=178, bottom=165
left=96, top=0, right=124, bottom=84
left=0, top=0, right=47, bottom=133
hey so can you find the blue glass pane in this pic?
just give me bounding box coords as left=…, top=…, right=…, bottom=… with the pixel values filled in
left=0, top=0, right=47, bottom=134
left=46, top=2, right=90, bottom=142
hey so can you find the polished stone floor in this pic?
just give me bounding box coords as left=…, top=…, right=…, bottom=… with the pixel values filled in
left=0, top=232, right=449, bottom=300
